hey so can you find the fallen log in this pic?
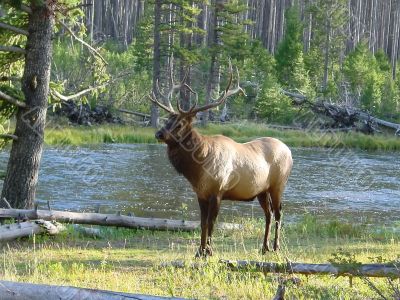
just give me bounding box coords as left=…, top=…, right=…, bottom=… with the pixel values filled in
left=0, top=220, right=65, bottom=242
left=118, top=108, right=168, bottom=121
left=162, top=260, right=400, bottom=278
left=221, top=260, right=400, bottom=278
left=0, top=208, right=242, bottom=232
left=282, top=90, right=400, bottom=134
left=0, top=280, right=185, bottom=300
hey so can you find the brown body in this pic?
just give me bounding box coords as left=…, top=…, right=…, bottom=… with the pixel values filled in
left=150, top=63, right=292, bottom=256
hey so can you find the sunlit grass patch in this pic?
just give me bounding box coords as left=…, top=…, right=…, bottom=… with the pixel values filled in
left=44, top=123, right=400, bottom=151
left=1, top=218, right=399, bottom=299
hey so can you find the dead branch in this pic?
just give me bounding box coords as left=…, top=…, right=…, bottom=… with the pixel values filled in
left=0, top=76, right=21, bottom=82
left=51, top=83, right=108, bottom=101
left=0, top=90, right=27, bottom=108
left=0, top=220, right=65, bottom=242
left=62, top=3, right=93, bottom=13
left=282, top=90, right=400, bottom=133
left=59, top=20, right=107, bottom=65
left=51, top=72, right=132, bottom=102
left=1, top=199, right=11, bottom=209
left=117, top=109, right=168, bottom=121
left=118, top=109, right=152, bottom=118
left=0, top=134, right=18, bottom=141
left=0, top=208, right=242, bottom=232
left=0, top=45, right=26, bottom=55
left=0, top=22, right=28, bottom=36
left=19, top=4, right=32, bottom=14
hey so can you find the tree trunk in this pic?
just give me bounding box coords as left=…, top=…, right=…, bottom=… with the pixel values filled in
left=202, top=0, right=223, bottom=126
left=151, top=0, right=162, bottom=128
left=179, top=4, right=193, bottom=111
left=322, top=19, right=331, bottom=91
left=1, top=2, right=54, bottom=209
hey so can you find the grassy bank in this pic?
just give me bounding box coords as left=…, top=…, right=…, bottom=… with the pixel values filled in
left=2, top=216, right=399, bottom=299
left=43, top=123, right=400, bottom=151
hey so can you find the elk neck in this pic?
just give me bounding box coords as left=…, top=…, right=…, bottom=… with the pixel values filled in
left=166, top=128, right=209, bottom=184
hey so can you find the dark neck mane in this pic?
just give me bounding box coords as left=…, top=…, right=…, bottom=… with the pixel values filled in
left=166, top=129, right=207, bottom=183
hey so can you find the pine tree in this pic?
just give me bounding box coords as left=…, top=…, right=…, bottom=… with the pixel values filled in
left=275, top=6, right=310, bottom=92
left=343, top=42, right=399, bottom=116
left=305, top=0, right=347, bottom=93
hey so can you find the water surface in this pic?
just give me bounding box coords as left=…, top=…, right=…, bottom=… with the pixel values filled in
left=1, top=144, right=399, bottom=224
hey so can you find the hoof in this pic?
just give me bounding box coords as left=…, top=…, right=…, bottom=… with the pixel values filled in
left=261, top=245, right=272, bottom=254
left=195, top=246, right=213, bottom=258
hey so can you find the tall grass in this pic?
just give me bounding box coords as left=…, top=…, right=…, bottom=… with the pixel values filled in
left=1, top=218, right=399, bottom=299
left=45, top=126, right=156, bottom=145
left=44, top=123, right=400, bottom=151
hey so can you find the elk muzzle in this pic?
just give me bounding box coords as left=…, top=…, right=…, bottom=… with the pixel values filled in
left=155, top=130, right=165, bottom=141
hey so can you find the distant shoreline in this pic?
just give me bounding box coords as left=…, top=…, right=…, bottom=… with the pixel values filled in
left=38, top=123, right=400, bottom=151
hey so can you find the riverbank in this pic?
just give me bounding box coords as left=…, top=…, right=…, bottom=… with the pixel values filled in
left=1, top=215, right=398, bottom=299
left=43, top=123, right=400, bottom=151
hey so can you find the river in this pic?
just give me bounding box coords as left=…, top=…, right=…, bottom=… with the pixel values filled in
left=1, top=144, right=399, bottom=224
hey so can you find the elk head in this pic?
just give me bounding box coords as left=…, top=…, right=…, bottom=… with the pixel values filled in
left=149, top=62, right=244, bottom=145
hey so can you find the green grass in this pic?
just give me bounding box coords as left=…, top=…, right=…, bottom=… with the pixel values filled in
left=43, top=122, right=400, bottom=151
left=2, top=216, right=399, bottom=299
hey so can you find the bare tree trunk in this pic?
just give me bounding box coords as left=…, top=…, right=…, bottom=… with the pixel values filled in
left=202, top=0, right=223, bottom=126
left=1, top=2, right=54, bottom=209
left=151, top=0, right=162, bottom=128
left=179, top=3, right=194, bottom=111
left=196, top=2, right=207, bottom=46
left=322, top=19, right=331, bottom=91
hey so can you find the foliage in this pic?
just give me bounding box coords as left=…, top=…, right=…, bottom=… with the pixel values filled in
left=343, top=42, right=400, bottom=116
left=275, top=6, right=310, bottom=93
left=0, top=0, right=103, bottom=149
left=306, top=0, right=348, bottom=91
left=1, top=1, right=400, bottom=141
left=218, top=0, right=252, bottom=62
left=255, top=77, right=297, bottom=124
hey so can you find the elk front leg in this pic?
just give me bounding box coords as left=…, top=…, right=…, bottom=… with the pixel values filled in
left=206, top=195, right=221, bottom=256
left=257, top=192, right=272, bottom=254
left=196, top=199, right=209, bottom=258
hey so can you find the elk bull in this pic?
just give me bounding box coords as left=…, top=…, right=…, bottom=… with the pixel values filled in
left=150, top=65, right=293, bottom=257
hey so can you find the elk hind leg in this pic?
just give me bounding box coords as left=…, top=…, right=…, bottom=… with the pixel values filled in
left=257, top=192, right=273, bottom=254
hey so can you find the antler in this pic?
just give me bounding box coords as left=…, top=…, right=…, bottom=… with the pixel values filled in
left=187, top=62, right=245, bottom=116
left=149, top=59, right=244, bottom=116
left=176, top=82, right=198, bottom=115
left=149, top=56, right=189, bottom=114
